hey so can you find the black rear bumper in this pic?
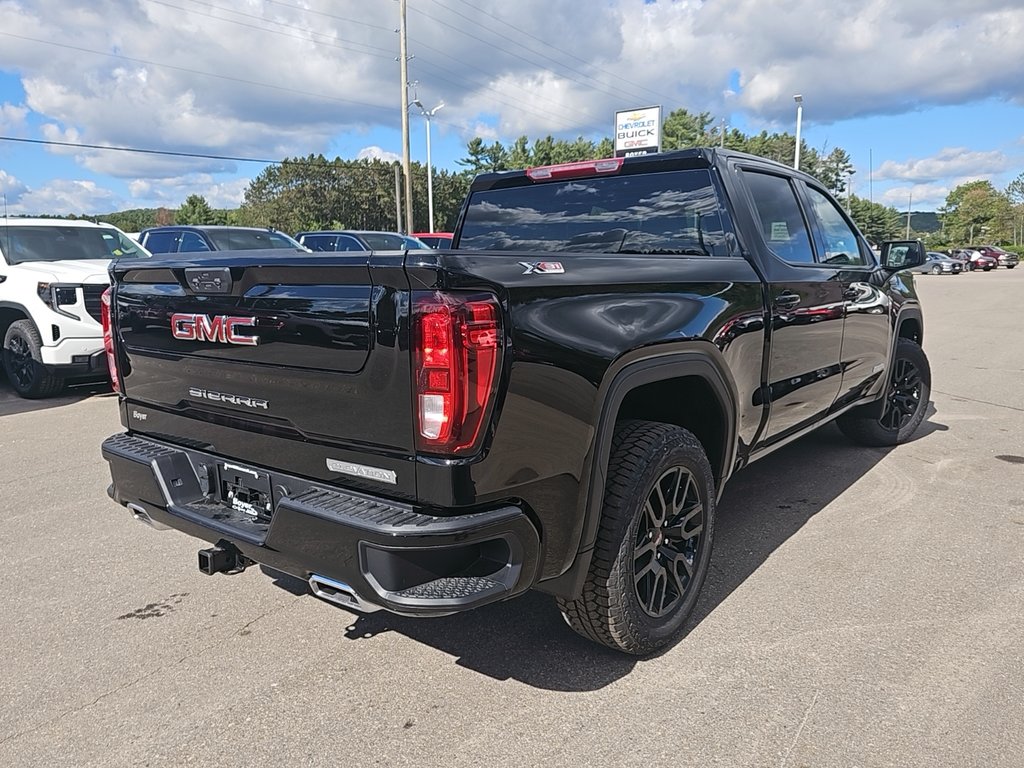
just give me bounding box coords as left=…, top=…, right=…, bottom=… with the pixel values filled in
left=101, top=433, right=541, bottom=616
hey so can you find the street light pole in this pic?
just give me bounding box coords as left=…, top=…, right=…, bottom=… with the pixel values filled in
left=793, top=94, right=803, bottom=170
left=414, top=99, right=444, bottom=233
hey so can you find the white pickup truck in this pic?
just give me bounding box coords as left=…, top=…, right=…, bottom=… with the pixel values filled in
left=0, top=218, right=144, bottom=398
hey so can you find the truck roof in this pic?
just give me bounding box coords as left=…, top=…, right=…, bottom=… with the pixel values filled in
left=468, top=147, right=805, bottom=193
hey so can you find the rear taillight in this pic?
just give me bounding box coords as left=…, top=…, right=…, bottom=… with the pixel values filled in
left=100, top=287, right=120, bottom=393
left=413, top=291, right=501, bottom=455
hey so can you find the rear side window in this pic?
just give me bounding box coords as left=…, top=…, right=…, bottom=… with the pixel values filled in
left=143, top=231, right=180, bottom=254
left=459, top=169, right=734, bottom=255
left=744, top=171, right=815, bottom=264
left=206, top=229, right=297, bottom=250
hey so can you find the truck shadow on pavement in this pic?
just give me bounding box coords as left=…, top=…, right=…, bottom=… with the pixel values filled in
left=0, top=371, right=113, bottom=417
left=297, top=411, right=947, bottom=692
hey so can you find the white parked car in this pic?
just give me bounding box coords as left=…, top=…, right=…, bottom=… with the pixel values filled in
left=0, top=218, right=147, bottom=398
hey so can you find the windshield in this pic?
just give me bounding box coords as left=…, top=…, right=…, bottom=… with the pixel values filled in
left=0, top=225, right=145, bottom=264
left=205, top=229, right=300, bottom=250
left=458, top=169, right=734, bottom=255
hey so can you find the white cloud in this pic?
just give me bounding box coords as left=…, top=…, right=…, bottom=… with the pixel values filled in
left=357, top=146, right=401, bottom=163
left=124, top=173, right=251, bottom=209
left=0, top=103, right=29, bottom=135
left=878, top=184, right=950, bottom=211
left=0, top=169, right=29, bottom=205
left=875, top=148, right=1014, bottom=183
left=9, top=178, right=118, bottom=215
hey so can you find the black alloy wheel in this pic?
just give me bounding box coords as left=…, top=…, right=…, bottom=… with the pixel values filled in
left=633, top=466, right=704, bottom=618
left=881, top=356, right=923, bottom=432
left=2, top=320, right=64, bottom=398
left=837, top=337, right=931, bottom=447
left=6, top=332, right=35, bottom=391
left=557, top=420, right=716, bottom=655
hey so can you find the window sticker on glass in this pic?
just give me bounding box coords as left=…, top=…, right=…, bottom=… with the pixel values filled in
left=770, top=222, right=790, bottom=241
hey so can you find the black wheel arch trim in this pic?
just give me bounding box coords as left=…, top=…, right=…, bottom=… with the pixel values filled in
left=539, top=343, right=739, bottom=598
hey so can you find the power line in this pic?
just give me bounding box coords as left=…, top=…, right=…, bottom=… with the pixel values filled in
left=0, top=135, right=408, bottom=172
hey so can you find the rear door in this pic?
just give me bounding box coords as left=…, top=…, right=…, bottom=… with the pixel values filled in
left=112, top=249, right=416, bottom=494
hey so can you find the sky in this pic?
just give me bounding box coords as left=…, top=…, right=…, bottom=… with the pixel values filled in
left=0, top=0, right=1023, bottom=219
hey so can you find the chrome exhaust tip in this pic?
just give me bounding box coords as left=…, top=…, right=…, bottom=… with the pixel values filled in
left=308, top=574, right=381, bottom=614
left=127, top=502, right=170, bottom=531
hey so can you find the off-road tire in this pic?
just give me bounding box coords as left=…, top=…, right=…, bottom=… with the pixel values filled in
left=2, top=320, right=64, bottom=398
left=557, top=420, right=716, bottom=655
left=837, top=338, right=930, bottom=447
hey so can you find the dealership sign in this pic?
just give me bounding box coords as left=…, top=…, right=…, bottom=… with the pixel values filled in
left=614, top=105, right=662, bottom=157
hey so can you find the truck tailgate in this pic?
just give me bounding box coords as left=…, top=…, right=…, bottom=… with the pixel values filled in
left=111, top=250, right=415, bottom=495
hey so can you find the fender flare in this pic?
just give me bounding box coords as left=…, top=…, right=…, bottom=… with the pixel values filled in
left=542, top=345, right=740, bottom=597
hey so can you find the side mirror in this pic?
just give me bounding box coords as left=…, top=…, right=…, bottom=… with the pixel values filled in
left=880, top=239, right=926, bottom=271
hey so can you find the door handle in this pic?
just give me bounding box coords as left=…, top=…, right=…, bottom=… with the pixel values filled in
left=773, top=293, right=801, bottom=309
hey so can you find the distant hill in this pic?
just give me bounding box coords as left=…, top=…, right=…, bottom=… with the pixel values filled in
left=909, top=211, right=940, bottom=234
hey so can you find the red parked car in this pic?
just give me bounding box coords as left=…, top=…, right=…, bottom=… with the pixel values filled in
left=974, top=245, right=1018, bottom=269
left=952, top=248, right=997, bottom=271
left=412, top=232, right=453, bottom=249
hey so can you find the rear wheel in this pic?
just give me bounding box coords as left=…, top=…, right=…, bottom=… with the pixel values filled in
left=2, top=320, right=64, bottom=399
left=837, top=338, right=930, bottom=447
left=558, top=420, right=715, bottom=655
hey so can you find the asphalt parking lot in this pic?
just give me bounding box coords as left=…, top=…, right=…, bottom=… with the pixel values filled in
left=2, top=268, right=1022, bottom=767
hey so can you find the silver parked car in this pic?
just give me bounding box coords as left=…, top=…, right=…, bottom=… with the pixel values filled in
left=910, top=252, right=963, bottom=275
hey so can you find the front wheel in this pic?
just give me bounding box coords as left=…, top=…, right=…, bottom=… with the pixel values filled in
left=929, top=265, right=942, bottom=275
left=1007, top=265, right=1016, bottom=270
left=837, top=338, right=930, bottom=447
left=557, top=420, right=716, bottom=655
left=2, top=320, right=64, bottom=399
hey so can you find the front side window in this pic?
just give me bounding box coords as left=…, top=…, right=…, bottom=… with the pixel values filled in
left=178, top=231, right=212, bottom=253
left=0, top=225, right=145, bottom=264
left=335, top=236, right=365, bottom=251
left=744, top=171, right=815, bottom=264
left=459, top=169, right=733, bottom=255
left=804, top=186, right=868, bottom=267
left=302, top=234, right=337, bottom=252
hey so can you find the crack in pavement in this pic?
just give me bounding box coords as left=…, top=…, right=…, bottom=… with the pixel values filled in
left=0, top=599, right=297, bottom=749
left=933, top=389, right=1024, bottom=413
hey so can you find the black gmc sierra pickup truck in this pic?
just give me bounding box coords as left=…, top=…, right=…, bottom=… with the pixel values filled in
left=101, top=148, right=930, bottom=654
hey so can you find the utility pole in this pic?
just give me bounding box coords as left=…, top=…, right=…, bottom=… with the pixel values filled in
left=906, top=191, right=913, bottom=239
left=398, top=0, right=413, bottom=234
left=393, top=163, right=402, bottom=232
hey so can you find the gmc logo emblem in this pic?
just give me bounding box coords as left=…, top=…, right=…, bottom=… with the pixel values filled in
left=171, top=314, right=259, bottom=346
